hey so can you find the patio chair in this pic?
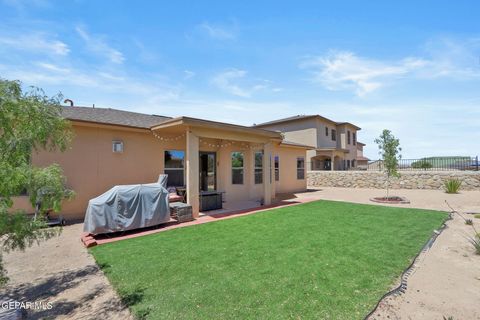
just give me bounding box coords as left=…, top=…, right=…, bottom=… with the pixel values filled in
left=167, top=186, right=183, bottom=203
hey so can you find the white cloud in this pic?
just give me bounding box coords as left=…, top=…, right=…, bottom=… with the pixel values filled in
left=301, top=38, right=480, bottom=96
left=0, top=33, right=69, bottom=55
left=212, top=69, right=251, bottom=97
left=300, top=51, right=427, bottom=96
left=184, top=70, right=195, bottom=79
left=197, top=22, right=236, bottom=40
left=211, top=69, right=277, bottom=97
left=75, top=26, right=124, bottom=64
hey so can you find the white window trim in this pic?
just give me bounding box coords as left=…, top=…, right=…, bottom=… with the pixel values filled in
left=112, top=140, right=124, bottom=153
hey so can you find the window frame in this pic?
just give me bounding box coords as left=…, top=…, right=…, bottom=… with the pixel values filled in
left=254, top=151, right=263, bottom=184
left=353, top=132, right=356, bottom=145
left=231, top=151, right=244, bottom=185
left=325, top=127, right=329, bottom=136
left=297, top=157, right=305, bottom=180
left=164, top=150, right=185, bottom=186
left=347, top=130, right=351, bottom=145
left=331, top=129, right=337, bottom=141
left=112, top=140, right=124, bottom=153
left=274, top=155, right=280, bottom=181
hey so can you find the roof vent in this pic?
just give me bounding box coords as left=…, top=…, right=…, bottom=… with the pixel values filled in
left=64, top=99, right=74, bottom=107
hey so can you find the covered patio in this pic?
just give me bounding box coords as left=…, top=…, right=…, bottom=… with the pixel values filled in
left=151, top=116, right=283, bottom=218
left=310, top=148, right=349, bottom=171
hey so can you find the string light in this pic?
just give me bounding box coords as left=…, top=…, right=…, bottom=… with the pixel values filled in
left=152, top=132, right=265, bottom=149
left=152, top=132, right=185, bottom=142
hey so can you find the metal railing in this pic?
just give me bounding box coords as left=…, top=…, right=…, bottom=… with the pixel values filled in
left=365, top=156, right=479, bottom=171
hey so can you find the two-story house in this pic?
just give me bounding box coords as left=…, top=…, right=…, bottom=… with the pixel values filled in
left=254, top=115, right=364, bottom=171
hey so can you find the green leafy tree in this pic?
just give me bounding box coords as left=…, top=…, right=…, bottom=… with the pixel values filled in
left=374, top=130, right=401, bottom=199
left=0, top=79, right=74, bottom=285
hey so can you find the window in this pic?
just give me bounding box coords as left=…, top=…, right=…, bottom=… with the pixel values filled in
left=297, top=157, right=305, bottom=179
left=232, top=152, right=244, bottom=184
left=325, top=127, right=329, bottom=136
left=164, top=150, right=184, bottom=186
left=331, top=129, right=337, bottom=141
left=112, top=140, right=123, bottom=153
left=353, top=132, right=356, bottom=145
left=254, top=151, right=263, bottom=184
left=352, top=159, right=356, bottom=167
left=274, top=156, right=279, bottom=181
left=347, top=160, right=351, bottom=169
left=347, top=131, right=351, bottom=144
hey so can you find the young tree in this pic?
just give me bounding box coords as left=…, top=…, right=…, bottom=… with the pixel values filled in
left=374, top=129, right=401, bottom=199
left=0, top=79, right=74, bottom=285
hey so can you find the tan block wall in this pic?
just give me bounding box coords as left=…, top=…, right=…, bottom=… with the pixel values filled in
left=308, top=171, right=480, bottom=190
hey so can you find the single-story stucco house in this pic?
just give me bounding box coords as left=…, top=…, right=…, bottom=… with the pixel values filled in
left=14, top=106, right=312, bottom=220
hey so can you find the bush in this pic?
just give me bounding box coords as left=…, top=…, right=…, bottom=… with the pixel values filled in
left=474, top=214, right=480, bottom=219
left=411, top=160, right=433, bottom=170
left=465, top=219, right=473, bottom=225
left=444, top=179, right=462, bottom=194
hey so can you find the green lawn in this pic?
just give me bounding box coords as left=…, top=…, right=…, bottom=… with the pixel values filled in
left=91, top=200, right=447, bottom=320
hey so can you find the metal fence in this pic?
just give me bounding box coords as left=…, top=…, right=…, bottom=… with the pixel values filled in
left=364, top=156, right=479, bottom=171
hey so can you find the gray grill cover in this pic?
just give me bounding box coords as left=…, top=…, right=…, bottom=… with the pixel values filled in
left=83, top=175, right=170, bottom=235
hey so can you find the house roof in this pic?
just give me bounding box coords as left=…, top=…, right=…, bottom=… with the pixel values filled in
left=254, top=114, right=361, bottom=130
left=62, top=106, right=172, bottom=129
left=280, top=140, right=316, bottom=149
left=357, top=156, right=370, bottom=161
left=151, top=116, right=283, bottom=139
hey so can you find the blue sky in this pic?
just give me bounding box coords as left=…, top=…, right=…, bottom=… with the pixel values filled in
left=1, top=0, right=479, bottom=158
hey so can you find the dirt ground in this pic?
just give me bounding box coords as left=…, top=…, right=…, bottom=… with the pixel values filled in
left=0, top=223, right=133, bottom=320
left=1, top=187, right=479, bottom=319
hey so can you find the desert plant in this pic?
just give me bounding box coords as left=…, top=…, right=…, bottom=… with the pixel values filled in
left=444, top=179, right=462, bottom=194
left=446, top=201, right=480, bottom=255
left=375, top=130, right=401, bottom=199
left=474, top=214, right=480, bottom=219
left=443, top=316, right=454, bottom=320
left=468, top=236, right=480, bottom=255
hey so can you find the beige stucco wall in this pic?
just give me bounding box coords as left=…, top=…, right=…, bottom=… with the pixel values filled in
left=257, top=118, right=318, bottom=148
left=274, top=146, right=308, bottom=193
left=13, top=123, right=173, bottom=219
left=314, top=118, right=337, bottom=149
left=12, top=123, right=307, bottom=220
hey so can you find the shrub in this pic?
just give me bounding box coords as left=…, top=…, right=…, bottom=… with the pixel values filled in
left=412, top=159, right=433, bottom=170
left=444, top=179, right=462, bottom=194
left=465, top=219, right=473, bottom=225
left=474, top=214, right=480, bottom=219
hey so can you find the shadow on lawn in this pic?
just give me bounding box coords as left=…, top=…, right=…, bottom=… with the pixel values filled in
left=0, top=264, right=130, bottom=319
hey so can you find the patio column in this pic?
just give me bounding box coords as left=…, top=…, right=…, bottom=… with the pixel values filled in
left=186, top=130, right=199, bottom=217
left=263, top=142, right=273, bottom=205
left=331, top=151, right=335, bottom=171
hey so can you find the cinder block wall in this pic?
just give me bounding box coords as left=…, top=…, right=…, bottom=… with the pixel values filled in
left=308, top=171, right=480, bottom=190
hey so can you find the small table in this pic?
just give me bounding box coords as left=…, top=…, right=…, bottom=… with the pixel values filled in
left=176, top=187, right=187, bottom=203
